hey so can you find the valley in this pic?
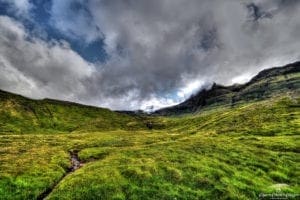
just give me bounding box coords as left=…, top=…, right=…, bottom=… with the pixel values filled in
left=0, top=63, right=299, bottom=199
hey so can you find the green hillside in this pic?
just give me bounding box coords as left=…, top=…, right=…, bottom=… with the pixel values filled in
left=0, top=90, right=147, bottom=134
left=0, top=63, right=299, bottom=200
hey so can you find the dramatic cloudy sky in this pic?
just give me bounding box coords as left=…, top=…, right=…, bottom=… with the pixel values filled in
left=0, top=0, right=300, bottom=111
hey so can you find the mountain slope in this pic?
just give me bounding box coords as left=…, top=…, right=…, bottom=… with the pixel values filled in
left=155, top=61, right=300, bottom=115
left=0, top=90, right=147, bottom=134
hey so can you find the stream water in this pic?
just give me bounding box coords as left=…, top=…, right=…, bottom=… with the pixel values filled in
left=37, top=151, right=82, bottom=200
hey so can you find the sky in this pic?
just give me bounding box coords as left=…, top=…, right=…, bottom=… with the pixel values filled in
left=0, top=0, right=300, bottom=111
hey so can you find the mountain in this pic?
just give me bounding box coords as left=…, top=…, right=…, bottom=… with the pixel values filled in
left=155, top=61, right=300, bottom=115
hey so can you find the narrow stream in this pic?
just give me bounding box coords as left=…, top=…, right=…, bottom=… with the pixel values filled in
left=37, top=151, right=82, bottom=200
left=70, top=151, right=82, bottom=171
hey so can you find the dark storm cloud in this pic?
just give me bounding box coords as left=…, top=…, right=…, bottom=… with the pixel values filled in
left=1, top=0, right=300, bottom=110
left=247, top=3, right=273, bottom=21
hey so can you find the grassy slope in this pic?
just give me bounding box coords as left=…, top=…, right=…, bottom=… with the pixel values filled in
left=0, top=94, right=299, bottom=199
left=0, top=90, right=147, bottom=134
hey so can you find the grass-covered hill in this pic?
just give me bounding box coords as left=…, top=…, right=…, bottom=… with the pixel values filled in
left=0, top=90, right=148, bottom=134
left=0, top=62, right=299, bottom=200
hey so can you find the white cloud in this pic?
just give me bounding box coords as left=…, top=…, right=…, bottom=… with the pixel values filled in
left=177, top=80, right=206, bottom=99
left=0, top=0, right=32, bottom=17
left=0, top=15, right=176, bottom=111
left=1, top=0, right=300, bottom=110
left=0, top=16, right=96, bottom=102
left=50, top=0, right=102, bottom=43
